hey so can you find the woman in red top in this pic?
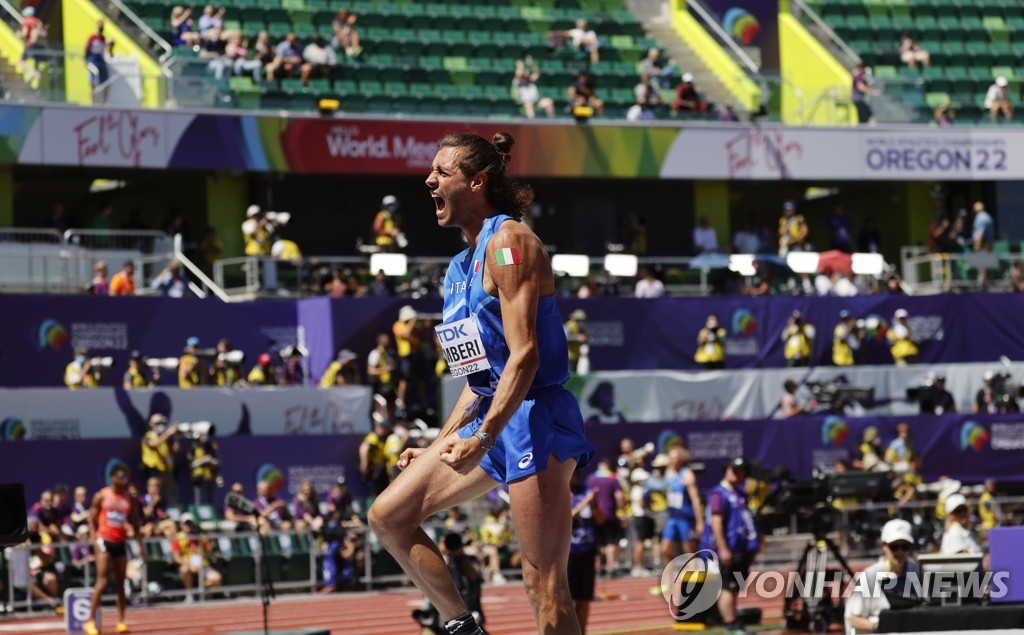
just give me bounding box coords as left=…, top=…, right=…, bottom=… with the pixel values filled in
left=85, top=465, right=141, bottom=635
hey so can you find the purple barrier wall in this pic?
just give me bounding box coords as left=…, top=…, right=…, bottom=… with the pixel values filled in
left=5, top=413, right=1021, bottom=508
left=2, top=293, right=1024, bottom=387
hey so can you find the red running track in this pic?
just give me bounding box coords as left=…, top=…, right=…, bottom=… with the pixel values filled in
left=1, top=575, right=785, bottom=635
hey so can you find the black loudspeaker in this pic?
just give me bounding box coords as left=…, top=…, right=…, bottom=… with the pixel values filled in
left=0, top=484, right=28, bottom=547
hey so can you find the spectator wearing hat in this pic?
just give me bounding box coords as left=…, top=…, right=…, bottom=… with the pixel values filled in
left=855, top=426, right=883, bottom=471
left=845, top=518, right=921, bottom=634
left=887, top=309, right=918, bottom=366
left=392, top=305, right=420, bottom=412
left=563, top=309, right=589, bottom=374
left=359, top=417, right=394, bottom=501
left=781, top=310, right=814, bottom=367
left=695, top=313, right=726, bottom=370
left=178, top=336, right=206, bottom=388
left=701, top=457, right=759, bottom=635
left=108, top=261, right=136, bottom=296
left=172, top=513, right=222, bottom=602
left=374, top=195, right=403, bottom=252
left=326, top=477, right=362, bottom=527
left=985, top=76, right=1013, bottom=123
left=142, top=414, right=181, bottom=506
left=319, top=348, right=361, bottom=387
left=940, top=494, right=982, bottom=555
left=778, top=200, right=808, bottom=257
left=124, top=350, right=158, bottom=389
left=672, top=72, right=705, bottom=114
left=832, top=310, right=862, bottom=366
left=242, top=204, right=272, bottom=256
left=279, top=345, right=306, bottom=386
left=248, top=352, right=277, bottom=386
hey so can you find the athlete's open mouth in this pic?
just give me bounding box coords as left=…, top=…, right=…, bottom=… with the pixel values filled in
left=432, top=193, right=446, bottom=214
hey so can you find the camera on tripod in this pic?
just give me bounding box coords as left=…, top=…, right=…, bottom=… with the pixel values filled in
left=89, top=356, right=115, bottom=368
left=176, top=421, right=214, bottom=439
left=805, top=381, right=875, bottom=413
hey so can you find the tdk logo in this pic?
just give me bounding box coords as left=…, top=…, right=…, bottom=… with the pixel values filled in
left=437, top=324, right=468, bottom=342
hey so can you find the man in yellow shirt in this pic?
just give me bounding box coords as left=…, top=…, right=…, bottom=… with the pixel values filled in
left=887, top=309, right=919, bottom=366
left=178, top=337, right=206, bottom=388
left=694, top=314, right=726, bottom=369
left=832, top=310, right=863, bottom=366
left=563, top=309, right=589, bottom=373
left=359, top=418, right=393, bottom=500
left=979, top=479, right=1001, bottom=531
left=392, top=305, right=420, bottom=413
left=373, top=195, right=402, bottom=251
left=141, top=414, right=181, bottom=506
left=65, top=348, right=98, bottom=389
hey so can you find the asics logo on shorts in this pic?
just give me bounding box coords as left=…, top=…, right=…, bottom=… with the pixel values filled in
left=518, top=452, right=534, bottom=469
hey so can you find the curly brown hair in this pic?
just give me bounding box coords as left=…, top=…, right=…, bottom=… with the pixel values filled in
left=437, top=131, right=534, bottom=220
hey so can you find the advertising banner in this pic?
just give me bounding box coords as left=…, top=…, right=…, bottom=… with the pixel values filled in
left=0, top=386, right=372, bottom=440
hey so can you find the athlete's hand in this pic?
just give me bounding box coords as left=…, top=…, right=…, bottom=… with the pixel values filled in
left=397, top=448, right=427, bottom=470
left=439, top=437, right=485, bottom=475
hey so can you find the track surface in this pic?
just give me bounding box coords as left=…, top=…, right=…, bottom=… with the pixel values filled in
left=0, top=574, right=786, bottom=635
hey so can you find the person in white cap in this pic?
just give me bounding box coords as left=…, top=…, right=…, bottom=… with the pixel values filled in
left=374, top=195, right=403, bottom=252
left=940, top=494, right=982, bottom=555
left=844, top=518, right=920, bottom=634
left=886, top=309, right=918, bottom=366
left=241, top=204, right=272, bottom=256
left=984, top=76, right=1013, bottom=123
left=672, top=71, right=705, bottom=114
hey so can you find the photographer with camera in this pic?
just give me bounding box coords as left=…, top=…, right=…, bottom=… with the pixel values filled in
left=185, top=423, right=221, bottom=506
left=209, top=339, right=245, bottom=387
left=65, top=347, right=105, bottom=389
left=123, top=350, right=158, bottom=389
left=781, top=311, right=815, bottom=367
left=141, top=414, right=181, bottom=506
left=374, top=195, right=405, bottom=252
left=973, top=370, right=1021, bottom=414
left=179, top=337, right=207, bottom=389
left=887, top=309, right=918, bottom=366
left=780, top=379, right=814, bottom=418
left=248, top=352, right=278, bottom=386
left=844, top=519, right=921, bottom=634
left=917, top=373, right=956, bottom=415
left=242, top=204, right=273, bottom=256
left=832, top=311, right=863, bottom=367
left=694, top=314, right=726, bottom=370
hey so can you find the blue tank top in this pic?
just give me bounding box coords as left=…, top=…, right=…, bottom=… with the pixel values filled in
left=666, top=468, right=695, bottom=520
left=700, top=483, right=760, bottom=555
left=440, top=214, right=570, bottom=397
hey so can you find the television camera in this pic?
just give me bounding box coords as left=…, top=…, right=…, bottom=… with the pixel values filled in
left=805, top=381, right=874, bottom=413
left=176, top=421, right=215, bottom=440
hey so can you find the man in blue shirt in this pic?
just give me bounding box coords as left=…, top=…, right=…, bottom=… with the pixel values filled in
left=971, top=201, right=995, bottom=286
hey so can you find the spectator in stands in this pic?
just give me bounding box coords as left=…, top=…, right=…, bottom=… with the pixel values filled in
left=326, top=476, right=362, bottom=527
left=887, top=309, right=918, bottom=366
left=627, top=73, right=661, bottom=122
left=172, top=514, right=222, bottom=601
left=366, top=269, right=393, bottom=297
left=89, top=261, right=109, bottom=295
left=827, top=203, right=852, bottom=252
left=694, top=314, right=726, bottom=370
left=692, top=215, right=718, bottom=254
left=851, top=61, right=880, bottom=125
left=179, top=336, right=206, bottom=388
left=844, top=518, right=920, bottom=634
left=52, top=484, right=72, bottom=535
left=779, top=379, right=811, bottom=418
left=884, top=422, right=918, bottom=472
left=732, top=218, right=762, bottom=254
left=301, top=34, right=337, bottom=87
left=972, top=200, right=995, bottom=286
left=781, top=310, right=814, bottom=367
left=513, top=58, right=555, bottom=119
left=940, top=494, right=981, bottom=555
left=291, top=479, right=324, bottom=533
left=331, top=9, right=361, bottom=57
left=84, top=20, right=113, bottom=104
left=639, top=48, right=672, bottom=89
left=123, top=350, right=158, bottom=389
left=30, top=489, right=62, bottom=541
left=899, top=32, right=930, bottom=69
left=255, top=480, right=292, bottom=530
left=197, top=4, right=225, bottom=39
left=169, top=6, right=200, bottom=48
left=188, top=426, right=221, bottom=505
left=586, top=458, right=625, bottom=577
left=69, top=486, right=92, bottom=535
left=254, top=31, right=274, bottom=68
left=563, top=309, right=589, bottom=374
left=1010, top=260, right=1024, bottom=292
left=264, top=32, right=309, bottom=81
left=142, top=414, right=181, bottom=505
left=563, top=19, right=600, bottom=64
left=17, top=6, right=44, bottom=85
left=224, top=482, right=258, bottom=530
left=373, top=195, right=402, bottom=251
left=744, top=261, right=773, bottom=295
left=778, top=201, right=808, bottom=256
left=319, top=348, right=361, bottom=387
left=90, top=201, right=115, bottom=243
left=152, top=260, right=188, bottom=297
left=634, top=267, right=665, bottom=298
left=200, top=25, right=227, bottom=76
left=278, top=345, right=305, bottom=386
left=225, top=31, right=262, bottom=80
left=248, top=352, right=277, bottom=386
left=672, top=73, right=705, bottom=115
left=14, top=517, right=61, bottom=610
left=934, top=101, right=955, bottom=127
left=855, top=426, right=883, bottom=471
left=717, top=102, right=739, bottom=122
left=139, top=477, right=176, bottom=537
left=568, top=70, right=605, bottom=117
left=985, top=76, right=1013, bottom=123
left=65, top=347, right=98, bottom=389
left=109, top=260, right=136, bottom=296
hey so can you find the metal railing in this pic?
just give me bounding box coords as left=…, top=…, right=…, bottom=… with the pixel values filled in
left=64, top=229, right=173, bottom=253
left=173, top=233, right=230, bottom=301
left=901, top=245, right=1019, bottom=295
left=789, top=0, right=862, bottom=70
left=0, top=228, right=62, bottom=244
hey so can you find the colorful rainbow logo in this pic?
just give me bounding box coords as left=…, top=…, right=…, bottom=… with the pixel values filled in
left=723, top=8, right=761, bottom=45
left=0, top=417, right=26, bottom=441
left=959, top=421, right=989, bottom=452
left=862, top=314, right=889, bottom=343
left=821, top=416, right=849, bottom=446
left=256, top=463, right=285, bottom=496
left=37, top=319, right=68, bottom=351
left=731, top=309, right=757, bottom=337
left=657, top=430, right=685, bottom=455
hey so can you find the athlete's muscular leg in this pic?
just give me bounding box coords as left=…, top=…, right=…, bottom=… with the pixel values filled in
left=510, top=455, right=581, bottom=635
left=368, top=440, right=497, bottom=621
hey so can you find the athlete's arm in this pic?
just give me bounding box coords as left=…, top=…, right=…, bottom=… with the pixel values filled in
left=684, top=470, right=704, bottom=535
left=440, top=225, right=548, bottom=474
left=89, top=491, right=103, bottom=543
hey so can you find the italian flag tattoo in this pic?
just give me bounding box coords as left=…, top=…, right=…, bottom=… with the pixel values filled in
left=495, top=247, right=521, bottom=267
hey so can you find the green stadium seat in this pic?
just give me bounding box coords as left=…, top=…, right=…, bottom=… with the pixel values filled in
left=967, top=42, right=995, bottom=68
left=359, top=79, right=384, bottom=96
